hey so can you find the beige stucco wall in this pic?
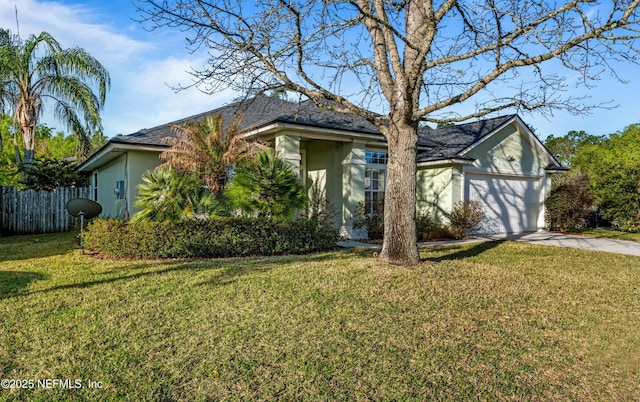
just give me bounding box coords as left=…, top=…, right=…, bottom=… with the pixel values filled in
left=465, top=124, right=547, bottom=176
left=305, top=140, right=345, bottom=227
left=92, top=151, right=161, bottom=219
left=416, top=165, right=463, bottom=223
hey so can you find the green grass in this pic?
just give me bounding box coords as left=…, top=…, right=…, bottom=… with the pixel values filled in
left=1, top=233, right=639, bottom=400
left=573, top=227, right=640, bottom=242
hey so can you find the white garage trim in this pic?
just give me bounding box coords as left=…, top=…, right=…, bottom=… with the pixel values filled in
left=464, top=173, right=542, bottom=234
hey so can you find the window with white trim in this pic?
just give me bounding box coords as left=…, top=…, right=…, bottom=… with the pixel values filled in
left=364, top=151, right=387, bottom=215
left=93, top=173, right=98, bottom=201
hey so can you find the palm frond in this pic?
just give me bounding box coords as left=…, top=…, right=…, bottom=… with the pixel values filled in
left=160, top=112, right=265, bottom=194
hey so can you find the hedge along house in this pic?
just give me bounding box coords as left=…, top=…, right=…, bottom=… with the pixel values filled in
left=77, top=96, right=565, bottom=237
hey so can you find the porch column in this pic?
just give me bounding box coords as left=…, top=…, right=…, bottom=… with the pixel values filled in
left=275, top=134, right=301, bottom=173
left=341, top=141, right=366, bottom=239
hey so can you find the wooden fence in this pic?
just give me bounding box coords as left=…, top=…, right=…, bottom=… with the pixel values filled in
left=0, top=186, right=91, bottom=235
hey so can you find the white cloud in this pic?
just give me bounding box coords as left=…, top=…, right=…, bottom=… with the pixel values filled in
left=0, top=0, right=237, bottom=137
left=106, top=56, right=237, bottom=135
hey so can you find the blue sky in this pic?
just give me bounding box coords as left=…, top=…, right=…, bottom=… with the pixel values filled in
left=2, top=0, right=640, bottom=141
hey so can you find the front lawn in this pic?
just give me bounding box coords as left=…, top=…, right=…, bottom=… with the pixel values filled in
left=0, top=233, right=639, bottom=400
left=573, top=227, right=640, bottom=242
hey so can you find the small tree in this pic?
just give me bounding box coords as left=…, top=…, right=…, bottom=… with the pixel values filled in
left=19, top=157, right=87, bottom=191
left=133, top=167, right=226, bottom=223
left=225, top=152, right=306, bottom=219
left=160, top=114, right=266, bottom=195
left=574, top=124, right=640, bottom=226
left=545, top=173, right=593, bottom=231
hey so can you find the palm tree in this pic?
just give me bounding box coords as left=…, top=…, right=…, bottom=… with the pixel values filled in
left=160, top=113, right=265, bottom=194
left=0, top=29, right=110, bottom=165
left=133, top=167, right=227, bottom=223
left=225, top=151, right=306, bottom=220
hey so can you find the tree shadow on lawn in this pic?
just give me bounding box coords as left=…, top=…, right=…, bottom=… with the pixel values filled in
left=0, top=233, right=78, bottom=263
left=0, top=271, right=49, bottom=299
left=423, top=240, right=507, bottom=263
left=26, top=252, right=340, bottom=295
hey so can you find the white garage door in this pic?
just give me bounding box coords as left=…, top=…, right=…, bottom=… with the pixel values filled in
left=465, top=174, right=540, bottom=234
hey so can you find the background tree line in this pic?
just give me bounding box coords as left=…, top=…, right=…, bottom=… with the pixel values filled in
left=0, top=114, right=105, bottom=189
left=544, top=124, right=640, bottom=231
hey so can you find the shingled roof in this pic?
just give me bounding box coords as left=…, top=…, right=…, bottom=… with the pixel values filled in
left=416, top=114, right=517, bottom=162
left=112, top=96, right=381, bottom=146
left=108, top=95, right=521, bottom=163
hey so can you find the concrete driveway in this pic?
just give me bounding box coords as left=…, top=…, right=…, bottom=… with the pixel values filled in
left=339, top=231, right=640, bottom=257
left=486, top=232, right=640, bottom=257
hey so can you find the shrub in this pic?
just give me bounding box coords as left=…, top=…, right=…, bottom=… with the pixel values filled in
left=446, top=200, right=486, bottom=239
left=133, top=167, right=227, bottom=223
left=83, top=218, right=340, bottom=259
left=225, top=152, right=306, bottom=219
left=19, top=157, right=88, bottom=191
left=416, top=212, right=456, bottom=241
left=614, top=221, right=640, bottom=233
left=353, top=200, right=385, bottom=240
left=354, top=202, right=481, bottom=241
left=545, top=173, right=593, bottom=231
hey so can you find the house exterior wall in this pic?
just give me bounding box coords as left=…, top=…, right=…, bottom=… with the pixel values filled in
left=92, top=154, right=125, bottom=218
left=275, top=133, right=302, bottom=172
left=416, top=166, right=462, bottom=224
left=341, top=142, right=366, bottom=238
left=127, top=151, right=163, bottom=217
left=306, top=140, right=345, bottom=228
left=91, top=151, right=161, bottom=219
left=465, top=124, right=546, bottom=176
left=304, top=139, right=367, bottom=238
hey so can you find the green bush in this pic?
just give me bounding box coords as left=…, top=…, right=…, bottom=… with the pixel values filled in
left=83, top=218, right=340, bottom=259
left=355, top=205, right=460, bottom=242
left=225, top=152, right=306, bottom=219
left=614, top=221, right=640, bottom=233
left=545, top=173, right=593, bottom=231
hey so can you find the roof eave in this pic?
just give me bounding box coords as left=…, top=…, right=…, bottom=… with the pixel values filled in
left=417, top=157, right=476, bottom=168
left=544, top=165, right=570, bottom=173
left=77, top=142, right=167, bottom=172
left=243, top=122, right=385, bottom=143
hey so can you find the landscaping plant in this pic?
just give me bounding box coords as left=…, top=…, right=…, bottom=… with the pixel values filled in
left=133, top=167, right=226, bottom=223
left=225, top=151, right=306, bottom=220
left=159, top=113, right=266, bottom=195
left=446, top=200, right=486, bottom=239
left=545, top=173, right=593, bottom=231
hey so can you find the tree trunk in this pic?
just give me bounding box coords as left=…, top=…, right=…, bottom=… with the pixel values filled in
left=378, top=118, right=420, bottom=265
left=20, top=123, right=36, bottom=167
left=16, top=95, right=40, bottom=167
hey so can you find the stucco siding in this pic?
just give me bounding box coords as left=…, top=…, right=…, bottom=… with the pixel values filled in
left=416, top=166, right=458, bottom=223
left=127, top=151, right=163, bottom=217
left=306, top=140, right=343, bottom=226
left=93, top=151, right=161, bottom=219
left=93, top=154, right=125, bottom=219
left=465, top=124, right=546, bottom=177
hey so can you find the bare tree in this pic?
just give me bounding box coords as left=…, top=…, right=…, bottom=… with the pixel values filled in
left=138, top=0, right=640, bottom=265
